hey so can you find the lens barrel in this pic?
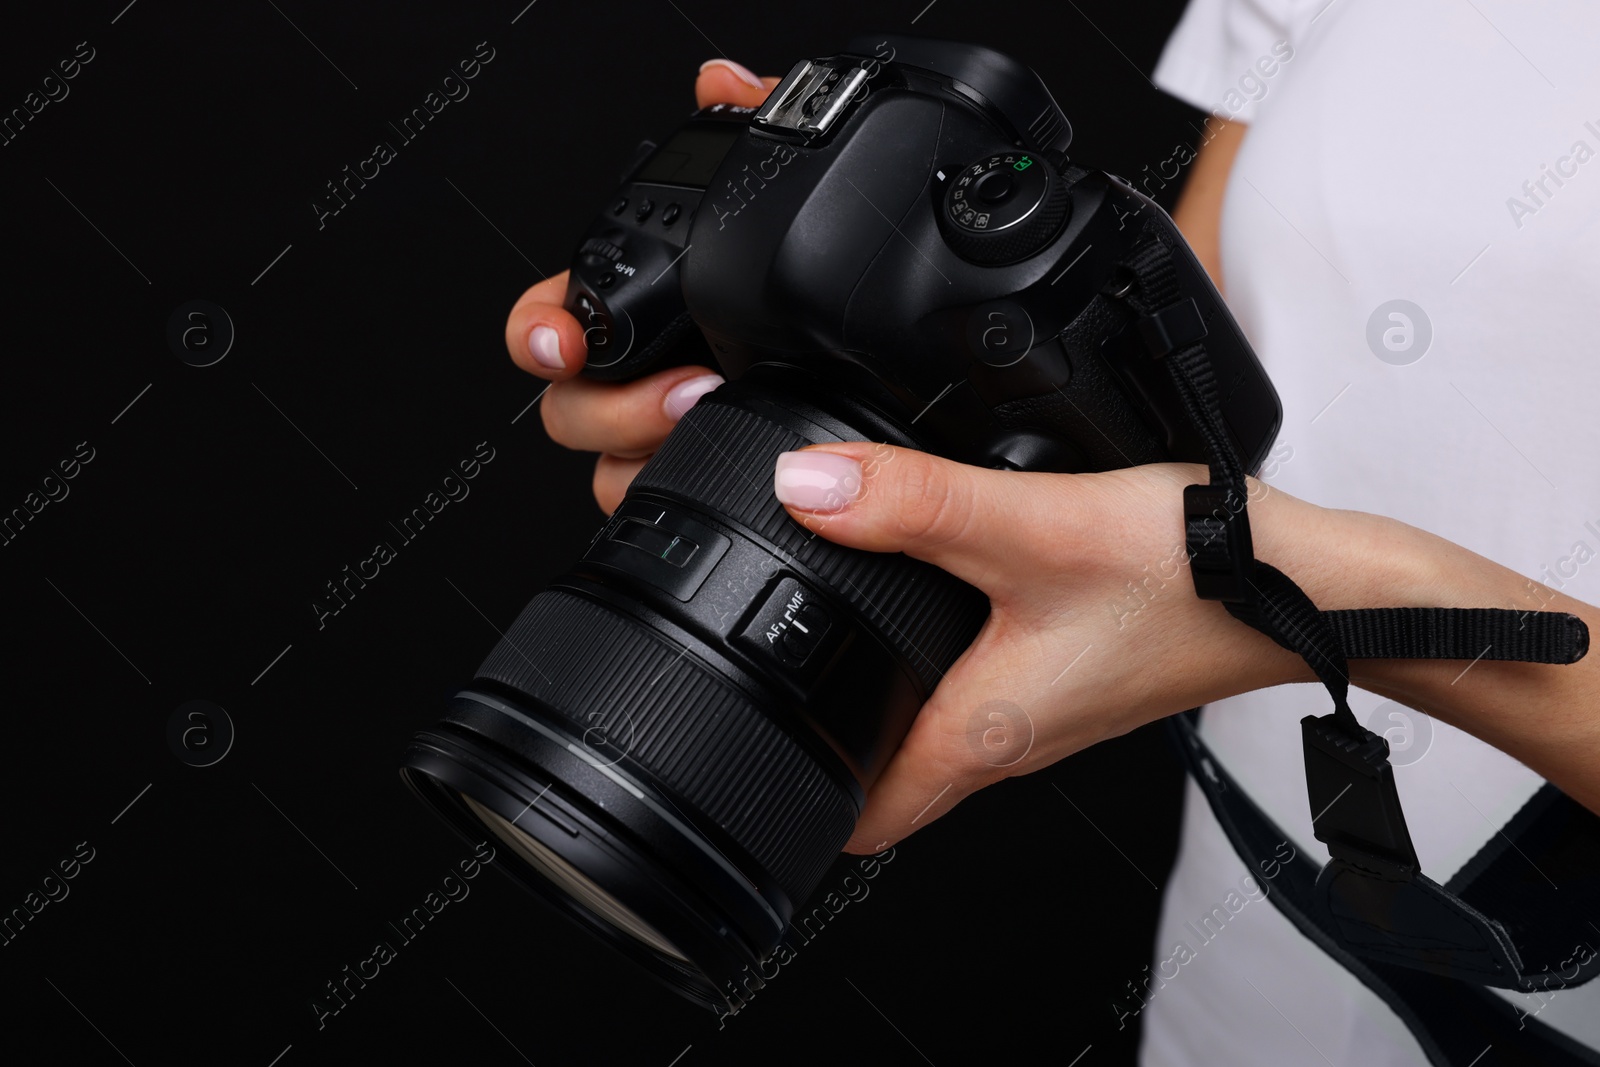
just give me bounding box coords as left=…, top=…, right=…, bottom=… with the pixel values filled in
left=401, top=370, right=988, bottom=1010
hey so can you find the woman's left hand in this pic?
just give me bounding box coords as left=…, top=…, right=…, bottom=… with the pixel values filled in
left=771, top=443, right=1411, bottom=853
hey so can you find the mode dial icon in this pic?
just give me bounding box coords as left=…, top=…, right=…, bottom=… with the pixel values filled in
left=942, top=153, right=1070, bottom=266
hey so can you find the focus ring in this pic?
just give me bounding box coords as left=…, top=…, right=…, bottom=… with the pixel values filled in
left=474, top=588, right=858, bottom=909
left=630, top=395, right=989, bottom=696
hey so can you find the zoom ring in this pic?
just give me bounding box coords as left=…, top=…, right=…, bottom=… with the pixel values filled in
left=475, top=589, right=858, bottom=909
left=630, top=395, right=990, bottom=696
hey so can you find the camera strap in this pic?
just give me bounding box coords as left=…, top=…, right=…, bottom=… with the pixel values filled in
left=1168, top=711, right=1600, bottom=1066
left=1108, top=230, right=1600, bottom=1056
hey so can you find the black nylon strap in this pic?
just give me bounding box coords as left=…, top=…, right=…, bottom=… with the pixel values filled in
left=1111, top=225, right=1596, bottom=1014
left=1118, top=223, right=1586, bottom=736
left=1326, top=607, right=1590, bottom=663
left=1449, top=784, right=1600, bottom=979
left=1170, top=711, right=1600, bottom=1067
left=1228, top=561, right=1355, bottom=723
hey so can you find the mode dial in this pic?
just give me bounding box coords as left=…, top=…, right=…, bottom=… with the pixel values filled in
left=942, top=153, right=1071, bottom=266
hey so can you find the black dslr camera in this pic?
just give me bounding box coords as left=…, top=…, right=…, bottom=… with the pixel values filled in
left=402, top=35, right=1281, bottom=1012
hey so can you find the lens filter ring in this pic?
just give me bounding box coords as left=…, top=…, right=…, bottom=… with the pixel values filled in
left=401, top=689, right=788, bottom=1011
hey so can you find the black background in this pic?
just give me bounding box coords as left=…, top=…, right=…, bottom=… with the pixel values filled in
left=0, top=2, right=1206, bottom=1064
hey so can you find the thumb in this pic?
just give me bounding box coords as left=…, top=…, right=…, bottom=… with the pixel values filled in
left=771, top=442, right=1080, bottom=595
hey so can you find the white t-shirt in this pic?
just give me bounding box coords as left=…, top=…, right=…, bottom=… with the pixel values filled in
left=1142, top=1, right=1600, bottom=1063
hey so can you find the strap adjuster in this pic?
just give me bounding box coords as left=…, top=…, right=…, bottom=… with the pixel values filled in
left=1183, top=483, right=1255, bottom=602
left=1301, top=713, right=1420, bottom=876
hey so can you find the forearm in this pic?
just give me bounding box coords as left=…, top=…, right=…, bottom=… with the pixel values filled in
left=1161, top=120, right=1600, bottom=803
left=1238, top=481, right=1600, bottom=812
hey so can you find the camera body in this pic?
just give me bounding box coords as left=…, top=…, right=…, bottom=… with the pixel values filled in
left=402, top=35, right=1282, bottom=1014
left=567, top=34, right=1279, bottom=475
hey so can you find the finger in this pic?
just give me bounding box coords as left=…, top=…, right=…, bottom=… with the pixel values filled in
left=771, top=443, right=1085, bottom=595
left=507, top=272, right=588, bottom=380
left=593, top=453, right=650, bottom=514
left=542, top=365, right=723, bottom=457
left=509, top=270, right=569, bottom=313
left=695, top=60, right=782, bottom=108
left=842, top=626, right=1035, bottom=853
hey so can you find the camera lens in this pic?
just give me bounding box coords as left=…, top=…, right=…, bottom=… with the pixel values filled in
left=401, top=369, right=989, bottom=1010
left=460, top=793, right=687, bottom=962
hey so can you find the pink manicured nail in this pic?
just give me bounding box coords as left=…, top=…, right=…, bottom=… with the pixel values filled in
left=663, top=373, right=724, bottom=419
left=774, top=451, right=863, bottom=512
left=699, top=58, right=765, bottom=89
left=529, top=325, right=564, bottom=370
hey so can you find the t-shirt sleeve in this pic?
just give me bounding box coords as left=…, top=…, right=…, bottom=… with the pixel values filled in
left=1153, top=0, right=1304, bottom=122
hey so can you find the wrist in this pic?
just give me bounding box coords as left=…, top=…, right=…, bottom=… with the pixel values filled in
left=1248, top=484, right=1443, bottom=614
left=1169, top=484, right=1449, bottom=705
left=1252, top=488, right=1600, bottom=806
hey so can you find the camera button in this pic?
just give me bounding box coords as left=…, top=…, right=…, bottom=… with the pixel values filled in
left=780, top=603, right=830, bottom=665
left=975, top=170, right=1015, bottom=204
left=635, top=199, right=655, bottom=223
left=661, top=202, right=682, bottom=226
left=611, top=197, right=629, bottom=216
left=579, top=237, right=625, bottom=264
left=738, top=578, right=834, bottom=670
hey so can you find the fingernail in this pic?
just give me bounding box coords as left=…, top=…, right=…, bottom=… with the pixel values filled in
left=529, top=325, right=564, bottom=370
left=699, top=58, right=765, bottom=89
left=663, top=373, right=724, bottom=419
left=774, top=450, right=863, bottom=512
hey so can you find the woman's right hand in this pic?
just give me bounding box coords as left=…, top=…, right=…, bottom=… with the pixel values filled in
left=504, top=59, right=779, bottom=513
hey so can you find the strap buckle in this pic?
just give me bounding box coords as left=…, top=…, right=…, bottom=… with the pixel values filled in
left=1301, top=713, right=1420, bottom=876
left=1183, top=483, right=1255, bottom=602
